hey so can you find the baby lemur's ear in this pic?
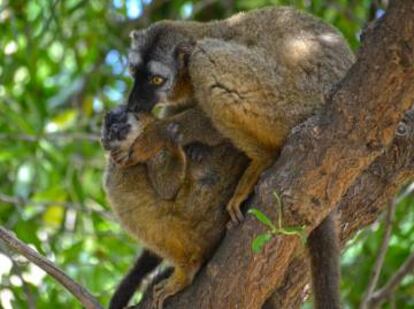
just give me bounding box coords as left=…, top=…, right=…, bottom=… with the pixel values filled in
left=174, top=41, right=196, bottom=68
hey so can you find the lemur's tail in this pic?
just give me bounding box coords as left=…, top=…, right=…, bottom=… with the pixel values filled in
left=308, top=213, right=341, bottom=309
left=109, top=250, right=161, bottom=309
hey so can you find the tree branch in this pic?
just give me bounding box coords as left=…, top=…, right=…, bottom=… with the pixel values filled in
left=135, top=1, right=414, bottom=307
left=137, top=107, right=414, bottom=309
left=368, top=250, right=414, bottom=308
left=360, top=197, right=397, bottom=309
left=8, top=253, right=36, bottom=309
left=264, top=108, right=414, bottom=308
left=0, top=227, right=103, bottom=309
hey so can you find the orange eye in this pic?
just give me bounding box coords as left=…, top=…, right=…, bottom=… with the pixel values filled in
left=150, top=75, right=164, bottom=86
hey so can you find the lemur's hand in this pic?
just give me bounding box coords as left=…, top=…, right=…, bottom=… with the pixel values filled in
left=101, top=105, right=143, bottom=166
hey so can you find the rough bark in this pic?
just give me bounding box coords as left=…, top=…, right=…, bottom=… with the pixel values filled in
left=264, top=109, right=414, bottom=308
left=136, top=1, right=414, bottom=308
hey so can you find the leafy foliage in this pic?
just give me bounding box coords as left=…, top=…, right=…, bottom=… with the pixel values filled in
left=1, top=0, right=412, bottom=308
left=249, top=192, right=306, bottom=253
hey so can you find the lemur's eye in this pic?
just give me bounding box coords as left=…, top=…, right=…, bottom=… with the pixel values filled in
left=150, top=75, right=165, bottom=86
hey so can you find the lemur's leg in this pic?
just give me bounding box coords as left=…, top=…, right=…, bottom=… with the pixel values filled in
left=189, top=39, right=285, bottom=223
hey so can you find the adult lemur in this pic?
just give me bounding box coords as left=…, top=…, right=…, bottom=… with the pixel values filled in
left=108, top=5, right=354, bottom=309
left=126, top=6, right=353, bottom=225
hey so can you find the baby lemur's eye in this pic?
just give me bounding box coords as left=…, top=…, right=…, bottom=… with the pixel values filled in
left=150, top=75, right=165, bottom=86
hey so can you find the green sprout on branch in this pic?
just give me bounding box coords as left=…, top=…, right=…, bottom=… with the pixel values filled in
left=248, top=192, right=307, bottom=253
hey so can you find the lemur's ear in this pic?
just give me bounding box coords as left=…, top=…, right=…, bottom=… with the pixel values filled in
left=174, top=41, right=196, bottom=68
left=129, top=30, right=147, bottom=49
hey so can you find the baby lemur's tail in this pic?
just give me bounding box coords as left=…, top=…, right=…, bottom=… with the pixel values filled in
left=308, top=213, right=341, bottom=309
left=109, top=250, right=161, bottom=309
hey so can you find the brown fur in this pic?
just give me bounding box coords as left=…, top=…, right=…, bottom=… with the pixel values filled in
left=167, top=67, right=193, bottom=104
left=116, top=6, right=354, bottom=308
left=131, top=7, right=354, bottom=223
left=103, top=107, right=248, bottom=308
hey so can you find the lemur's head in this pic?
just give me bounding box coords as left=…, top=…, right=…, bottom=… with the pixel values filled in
left=126, top=22, right=195, bottom=113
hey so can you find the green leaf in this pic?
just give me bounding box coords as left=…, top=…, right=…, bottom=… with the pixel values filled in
left=248, top=208, right=275, bottom=230
left=251, top=233, right=272, bottom=253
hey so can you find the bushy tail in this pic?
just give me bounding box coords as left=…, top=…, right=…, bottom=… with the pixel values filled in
left=109, top=250, right=161, bottom=309
left=308, top=213, right=341, bottom=309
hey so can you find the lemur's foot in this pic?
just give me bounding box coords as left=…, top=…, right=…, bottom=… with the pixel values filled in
left=226, top=195, right=245, bottom=227
left=152, top=280, right=172, bottom=309
left=110, top=148, right=133, bottom=166
left=151, top=265, right=199, bottom=309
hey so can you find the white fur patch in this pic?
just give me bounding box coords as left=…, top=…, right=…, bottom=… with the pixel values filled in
left=148, top=61, right=171, bottom=77
left=128, top=51, right=142, bottom=67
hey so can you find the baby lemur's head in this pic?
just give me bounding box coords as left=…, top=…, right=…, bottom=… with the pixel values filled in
left=101, top=105, right=153, bottom=153
left=126, top=22, right=196, bottom=114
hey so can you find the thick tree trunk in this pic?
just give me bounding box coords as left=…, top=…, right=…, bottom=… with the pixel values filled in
left=136, top=1, right=414, bottom=308
left=264, top=109, right=414, bottom=308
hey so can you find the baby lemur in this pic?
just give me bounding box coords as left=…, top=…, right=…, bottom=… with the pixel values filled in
left=103, top=105, right=248, bottom=309
left=109, top=6, right=354, bottom=309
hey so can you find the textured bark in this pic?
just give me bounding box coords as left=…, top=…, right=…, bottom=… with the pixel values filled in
left=135, top=1, right=414, bottom=308
left=264, top=109, right=414, bottom=308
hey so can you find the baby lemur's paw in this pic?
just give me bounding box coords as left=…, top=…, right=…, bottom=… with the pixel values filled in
left=105, top=122, right=131, bottom=146
left=110, top=147, right=133, bottom=166
left=167, top=123, right=209, bottom=162
left=226, top=195, right=245, bottom=226
left=101, top=105, right=144, bottom=166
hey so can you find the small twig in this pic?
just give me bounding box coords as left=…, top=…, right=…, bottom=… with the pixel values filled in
left=361, top=183, right=414, bottom=309
left=0, top=227, right=103, bottom=309
left=369, top=251, right=414, bottom=307
left=360, top=198, right=397, bottom=309
left=9, top=254, right=36, bottom=309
